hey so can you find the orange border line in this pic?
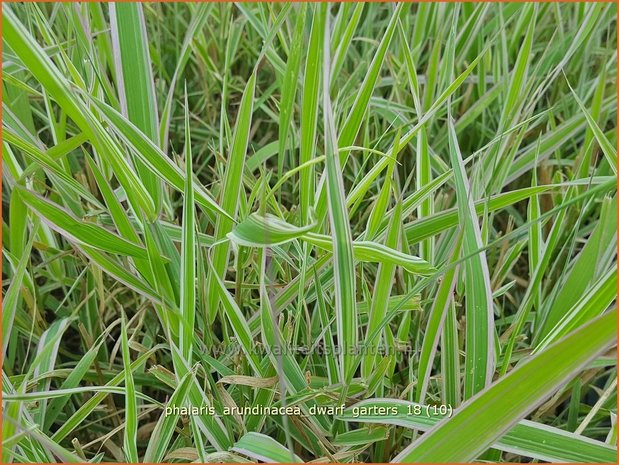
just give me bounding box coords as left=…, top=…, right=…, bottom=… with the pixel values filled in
left=0, top=1, right=617, bottom=465
left=0, top=0, right=617, bottom=3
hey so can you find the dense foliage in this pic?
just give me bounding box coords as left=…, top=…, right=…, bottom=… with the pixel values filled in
left=2, top=2, right=617, bottom=463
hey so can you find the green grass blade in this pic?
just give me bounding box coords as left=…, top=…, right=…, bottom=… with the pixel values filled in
left=206, top=72, right=256, bottom=323
left=393, top=311, right=617, bottom=462
left=3, top=4, right=616, bottom=462
left=345, top=46, right=488, bottom=210
left=2, top=6, right=156, bottom=220
left=179, top=95, right=196, bottom=362
left=567, top=78, right=617, bottom=174
left=338, top=3, right=404, bottom=153
left=228, top=213, right=317, bottom=247
left=342, top=398, right=617, bottom=463
left=322, top=10, right=357, bottom=383
left=535, top=195, right=617, bottom=342
left=361, top=201, right=401, bottom=379
left=16, top=186, right=148, bottom=259
left=143, top=371, right=193, bottom=463
left=365, top=132, right=398, bottom=241
left=233, top=432, right=303, bottom=463
left=299, top=5, right=324, bottom=223
left=330, top=3, right=364, bottom=89
left=110, top=2, right=162, bottom=208
left=2, top=231, right=35, bottom=357
left=159, top=4, right=213, bottom=152
left=534, top=267, right=617, bottom=353
left=313, top=3, right=405, bottom=225
left=208, top=256, right=263, bottom=376
left=51, top=347, right=162, bottom=442
left=120, top=312, right=138, bottom=463
left=278, top=4, right=306, bottom=176
left=447, top=116, right=494, bottom=397
left=416, top=233, right=463, bottom=403
left=90, top=97, right=229, bottom=220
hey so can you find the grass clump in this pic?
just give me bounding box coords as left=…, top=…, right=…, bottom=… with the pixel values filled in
left=2, top=2, right=617, bottom=463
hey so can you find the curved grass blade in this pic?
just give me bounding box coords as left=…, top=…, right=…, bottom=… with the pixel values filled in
left=3, top=129, right=101, bottom=209
left=303, top=233, right=435, bottom=275
left=50, top=346, right=163, bottom=442
left=345, top=44, right=489, bottom=211
left=392, top=310, right=617, bottom=462
left=447, top=115, right=494, bottom=397
left=16, top=186, right=148, bottom=259
left=341, top=398, right=616, bottom=463
left=566, top=78, right=617, bottom=175
left=89, top=97, right=229, bottom=220
left=143, top=371, right=193, bottom=463
left=233, top=432, right=303, bottom=463
left=314, top=3, right=405, bottom=224
left=228, top=213, right=317, bottom=247
left=534, top=267, right=617, bottom=353
left=3, top=6, right=157, bottom=220
left=79, top=245, right=161, bottom=304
